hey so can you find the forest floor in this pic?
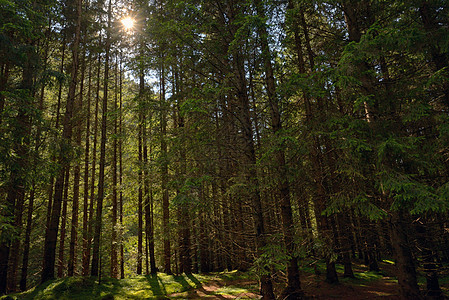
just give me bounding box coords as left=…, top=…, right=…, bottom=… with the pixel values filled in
left=168, top=260, right=406, bottom=299
left=2, top=260, right=448, bottom=299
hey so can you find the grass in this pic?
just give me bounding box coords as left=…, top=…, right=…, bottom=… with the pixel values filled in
left=300, top=258, right=397, bottom=285
left=0, top=271, right=260, bottom=300
left=0, top=273, right=212, bottom=300
left=3, top=262, right=447, bottom=299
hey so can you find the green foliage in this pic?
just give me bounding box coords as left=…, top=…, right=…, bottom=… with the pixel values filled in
left=1, top=272, right=256, bottom=300
left=379, top=170, right=448, bottom=214
left=252, top=243, right=289, bottom=276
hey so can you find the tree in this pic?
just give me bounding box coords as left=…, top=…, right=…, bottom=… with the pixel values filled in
left=91, top=0, right=112, bottom=277
left=253, top=0, right=303, bottom=297
left=42, top=0, right=83, bottom=282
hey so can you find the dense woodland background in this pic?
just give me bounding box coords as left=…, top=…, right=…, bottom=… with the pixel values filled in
left=1, top=0, right=449, bottom=299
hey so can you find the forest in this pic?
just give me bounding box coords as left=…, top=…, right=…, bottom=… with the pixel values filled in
left=0, top=0, right=449, bottom=299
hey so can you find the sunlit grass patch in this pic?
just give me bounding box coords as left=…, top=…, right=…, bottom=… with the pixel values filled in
left=213, top=269, right=255, bottom=282
left=356, top=271, right=384, bottom=281
left=1, top=273, right=211, bottom=300
left=214, top=285, right=255, bottom=295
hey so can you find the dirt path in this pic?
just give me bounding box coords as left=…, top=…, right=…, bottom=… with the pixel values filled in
left=168, top=274, right=400, bottom=299
left=301, top=274, right=400, bottom=299
left=168, top=278, right=260, bottom=299
left=301, top=263, right=401, bottom=299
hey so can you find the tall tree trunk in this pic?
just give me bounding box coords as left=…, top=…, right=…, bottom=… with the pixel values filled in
left=19, top=188, right=34, bottom=291
left=0, top=45, right=34, bottom=292
left=68, top=46, right=86, bottom=276
left=119, top=53, right=125, bottom=279
left=84, top=50, right=101, bottom=276
left=389, top=210, right=422, bottom=299
left=57, top=168, right=70, bottom=277
left=415, top=219, right=442, bottom=299
left=174, top=69, right=191, bottom=275
left=91, top=0, right=111, bottom=277
left=341, top=1, right=421, bottom=297
left=254, top=0, right=303, bottom=298
left=81, top=53, right=93, bottom=277
left=231, top=48, right=275, bottom=298
left=17, top=19, right=52, bottom=291
left=45, top=33, right=66, bottom=241
left=338, top=213, right=355, bottom=278
left=110, top=56, right=119, bottom=279
left=6, top=187, right=26, bottom=293
left=144, top=111, right=157, bottom=274
left=42, top=0, right=82, bottom=279
left=0, top=62, right=10, bottom=122
left=160, top=62, right=172, bottom=274
left=19, top=34, right=49, bottom=289
left=137, top=70, right=144, bottom=275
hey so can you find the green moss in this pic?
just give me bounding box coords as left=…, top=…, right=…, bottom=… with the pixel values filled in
left=2, top=273, right=211, bottom=300
left=1, top=272, right=258, bottom=300
left=356, top=271, right=384, bottom=281
left=215, top=286, right=254, bottom=295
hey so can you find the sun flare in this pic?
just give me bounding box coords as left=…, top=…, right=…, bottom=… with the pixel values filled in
left=121, top=17, right=135, bottom=31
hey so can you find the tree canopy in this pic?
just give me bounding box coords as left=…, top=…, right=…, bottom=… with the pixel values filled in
left=0, top=0, right=448, bottom=299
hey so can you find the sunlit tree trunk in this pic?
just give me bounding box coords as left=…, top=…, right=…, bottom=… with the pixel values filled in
left=110, top=56, right=119, bottom=279
left=173, top=67, right=191, bottom=275
left=68, top=45, right=87, bottom=276
left=137, top=68, right=144, bottom=276
left=144, top=109, right=157, bottom=274
left=57, top=168, right=70, bottom=277
left=160, top=61, right=172, bottom=274
left=81, top=53, right=93, bottom=277
left=119, top=54, right=125, bottom=279
left=91, top=0, right=112, bottom=277
left=42, top=0, right=82, bottom=280
left=45, top=33, right=66, bottom=242
left=84, top=51, right=101, bottom=276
